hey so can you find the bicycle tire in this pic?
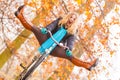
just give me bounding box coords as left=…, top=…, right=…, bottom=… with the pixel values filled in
left=19, top=53, right=47, bottom=80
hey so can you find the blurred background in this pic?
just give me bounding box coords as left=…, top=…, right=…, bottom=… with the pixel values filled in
left=0, top=0, right=120, bottom=80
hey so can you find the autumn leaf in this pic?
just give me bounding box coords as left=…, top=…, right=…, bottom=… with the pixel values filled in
left=110, top=51, right=115, bottom=57
left=0, top=78, right=4, bottom=80
left=99, top=38, right=108, bottom=45
left=49, top=62, right=53, bottom=66
left=75, top=0, right=82, bottom=5
left=27, top=2, right=36, bottom=7
left=85, top=11, right=92, bottom=22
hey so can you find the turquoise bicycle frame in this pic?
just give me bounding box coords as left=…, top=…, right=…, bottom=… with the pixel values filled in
left=38, top=27, right=67, bottom=55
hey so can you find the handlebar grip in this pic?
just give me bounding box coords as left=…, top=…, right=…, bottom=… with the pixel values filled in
left=41, top=28, right=48, bottom=34
left=66, top=49, right=72, bottom=56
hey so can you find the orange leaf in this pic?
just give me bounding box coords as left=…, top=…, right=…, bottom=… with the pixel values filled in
left=0, top=78, right=4, bottom=80
left=49, top=62, right=53, bottom=66
left=99, top=38, right=107, bottom=45
left=27, top=2, right=35, bottom=7
left=110, top=51, right=114, bottom=57
left=84, top=25, right=90, bottom=30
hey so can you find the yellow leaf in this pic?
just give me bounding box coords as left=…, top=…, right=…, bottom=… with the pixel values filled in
left=49, top=62, right=53, bottom=66
left=85, top=10, right=89, bottom=15
left=85, top=10, right=92, bottom=21
left=110, top=51, right=114, bottom=57
left=115, top=6, right=119, bottom=12
left=32, top=0, right=36, bottom=2
left=75, top=0, right=82, bottom=5
left=52, top=0, right=58, bottom=3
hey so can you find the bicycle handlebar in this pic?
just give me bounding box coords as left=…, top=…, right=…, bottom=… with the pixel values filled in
left=40, top=27, right=72, bottom=56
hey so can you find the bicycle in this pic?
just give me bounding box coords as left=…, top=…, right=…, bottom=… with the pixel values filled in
left=18, top=26, right=71, bottom=80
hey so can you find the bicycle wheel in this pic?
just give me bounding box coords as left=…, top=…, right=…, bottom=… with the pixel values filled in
left=19, top=53, right=47, bottom=80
